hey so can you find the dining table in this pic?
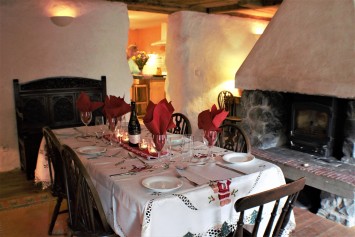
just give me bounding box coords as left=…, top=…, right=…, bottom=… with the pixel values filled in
left=35, top=125, right=295, bottom=237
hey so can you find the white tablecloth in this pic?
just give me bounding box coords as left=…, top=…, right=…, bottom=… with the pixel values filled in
left=35, top=126, right=295, bottom=237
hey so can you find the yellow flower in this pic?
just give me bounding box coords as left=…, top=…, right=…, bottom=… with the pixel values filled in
left=133, top=51, right=149, bottom=70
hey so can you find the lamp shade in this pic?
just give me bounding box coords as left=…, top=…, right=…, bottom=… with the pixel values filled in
left=50, top=16, right=74, bottom=27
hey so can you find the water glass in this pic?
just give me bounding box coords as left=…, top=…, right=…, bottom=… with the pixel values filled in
left=106, top=117, right=116, bottom=132
left=167, top=134, right=184, bottom=155
left=95, top=116, right=105, bottom=131
left=181, top=134, right=193, bottom=155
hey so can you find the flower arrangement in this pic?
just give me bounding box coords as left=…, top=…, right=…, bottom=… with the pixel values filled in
left=132, top=51, right=149, bottom=70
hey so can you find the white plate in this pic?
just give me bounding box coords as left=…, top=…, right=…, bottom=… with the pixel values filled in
left=142, top=176, right=183, bottom=192
left=54, top=129, right=77, bottom=136
left=223, top=152, right=254, bottom=164
left=77, top=146, right=106, bottom=155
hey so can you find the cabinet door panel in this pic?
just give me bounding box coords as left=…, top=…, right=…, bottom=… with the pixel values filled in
left=50, top=93, right=77, bottom=127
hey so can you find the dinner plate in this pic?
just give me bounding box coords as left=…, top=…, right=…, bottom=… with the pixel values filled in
left=223, top=152, right=254, bottom=164
left=77, top=146, right=106, bottom=155
left=142, top=176, right=183, bottom=192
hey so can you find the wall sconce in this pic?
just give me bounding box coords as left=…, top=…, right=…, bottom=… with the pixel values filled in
left=50, top=16, right=74, bottom=27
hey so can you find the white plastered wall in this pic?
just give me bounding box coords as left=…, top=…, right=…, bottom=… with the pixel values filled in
left=165, top=11, right=267, bottom=133
left=0, top=0, right=132, bottom=172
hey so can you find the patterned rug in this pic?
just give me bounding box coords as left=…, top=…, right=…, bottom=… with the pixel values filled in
left=0, top=169, right=55, bottom=211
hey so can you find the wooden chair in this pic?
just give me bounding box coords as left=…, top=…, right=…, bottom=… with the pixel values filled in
left=42, top=127, right=68, bottom=235
left=232, top=177, right=306, bottom=237
left=218, top=90, right=234, bottom=110
left=217, top=123, right=251, bottom=153
left=61, top=144, right=117, bottom=236
left=218, top=90, right=242, bottom=124
left=168, top=113, right=192, bottom=135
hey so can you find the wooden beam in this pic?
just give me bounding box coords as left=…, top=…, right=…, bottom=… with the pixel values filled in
left=206, top=3, right=243, bottom=14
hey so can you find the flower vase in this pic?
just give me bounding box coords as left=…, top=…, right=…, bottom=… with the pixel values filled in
left=138, top=66, right=144, bottom=75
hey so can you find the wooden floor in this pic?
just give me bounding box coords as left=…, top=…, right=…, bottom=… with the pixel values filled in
left=292, top=207, right=355, bottom=237
left=1, top=169, right=354, bottom=237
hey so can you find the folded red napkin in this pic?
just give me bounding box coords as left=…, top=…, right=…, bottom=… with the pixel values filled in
left=198, top=104, right=229, bottom=131
left=103, top=95, right=131, bottom=119
left=76, top=92, right=104, bottom=112
left=143, top=99, right=176, bottom=135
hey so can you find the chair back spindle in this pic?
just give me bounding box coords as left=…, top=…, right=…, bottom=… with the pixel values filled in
left=217, top=90, right=233, bottom=110
left=217, top=123, right=251, bottom=153
left=232, top=177, right=306, bottom=237
left=168, top=113, right=192, bottom=135
left=61, top=144, right=116, bottom=236
left=43, top=127, right=68, bottom=235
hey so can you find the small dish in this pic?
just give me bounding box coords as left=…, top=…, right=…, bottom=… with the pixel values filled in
left=223, top=152, right=254, bottom=164
left=77, top=146, right=106, bottom=155
left=142, top=176, right=183, bottom=192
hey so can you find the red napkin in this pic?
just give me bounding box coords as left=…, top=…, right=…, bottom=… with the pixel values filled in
left=76, top=92, right=104, bottom=112
left=198, top=104, right=229, bottom=131
left=143, top=99, right=176, bottom=135
left=103, top=95, right=131, bottom=118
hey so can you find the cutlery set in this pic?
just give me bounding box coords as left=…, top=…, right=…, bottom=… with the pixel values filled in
left=88, top=146, right=247, bottom=182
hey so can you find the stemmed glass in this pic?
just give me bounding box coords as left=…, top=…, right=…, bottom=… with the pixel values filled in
left=203, top=130, right=218, bottom=162
left=115, top=115, right=124, bottom=130
left=80, top=111, right=92, bottom=137
left=106, top=117, right=117, bottom=145
left=152, top=134, right=167, bottom=168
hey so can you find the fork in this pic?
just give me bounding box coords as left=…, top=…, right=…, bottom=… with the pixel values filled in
left=103, top=150, right=122, bottom=157
left=114, top=160, right=125, bottom=166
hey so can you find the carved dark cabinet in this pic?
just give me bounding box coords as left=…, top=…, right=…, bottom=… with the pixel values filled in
left=13, top=76, right=107, bottom=179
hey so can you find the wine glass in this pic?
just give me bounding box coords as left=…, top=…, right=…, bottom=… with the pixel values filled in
left=80, top=111, right=92, bottom=137
left=152, top=134, right=167, bottom=168
left=106, top=117, right=116, bottom=145
left=203, top=130, right=218, bottom=162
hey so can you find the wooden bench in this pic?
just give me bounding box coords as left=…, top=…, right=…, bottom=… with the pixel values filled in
left=13, top=76, right=107, bottom=179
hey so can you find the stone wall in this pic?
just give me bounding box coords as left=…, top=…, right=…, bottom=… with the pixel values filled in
left=317, top=100, right=355, bottom=227
left=240, top=90, right=288, bottom=149
left=342, top=100, right=355, bottom=163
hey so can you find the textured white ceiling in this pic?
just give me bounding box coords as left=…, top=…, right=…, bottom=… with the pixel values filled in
left=128, top=10, right=168, bottom=29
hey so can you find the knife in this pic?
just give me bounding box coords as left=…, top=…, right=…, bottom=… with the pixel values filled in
left=109, top=171, right=135, bottom=177
left=216, top=163, right=246, bottom=175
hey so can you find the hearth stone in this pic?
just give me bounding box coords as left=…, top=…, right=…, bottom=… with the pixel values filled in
left=317, top=192, right=355, bottom=227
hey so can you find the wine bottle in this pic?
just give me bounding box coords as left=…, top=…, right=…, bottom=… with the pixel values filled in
left=128, top=101, right=141, bottom=147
